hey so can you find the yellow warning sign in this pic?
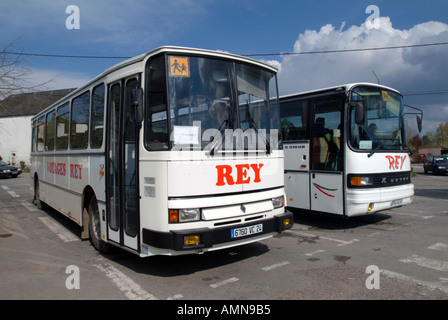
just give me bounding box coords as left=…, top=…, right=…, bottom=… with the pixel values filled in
left=169, top=56, right=190, bottom=77
left=381, top=90, right=389, bottom=102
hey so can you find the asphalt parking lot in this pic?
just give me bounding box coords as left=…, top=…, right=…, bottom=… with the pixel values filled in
left=1, top=167, right=447, bottom=302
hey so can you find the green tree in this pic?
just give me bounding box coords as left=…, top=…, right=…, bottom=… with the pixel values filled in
left=408, top=134, right=423, bottom=152
left=435, top=121, right=448, bottom=148
left=422, top=131, right=436, bottom=147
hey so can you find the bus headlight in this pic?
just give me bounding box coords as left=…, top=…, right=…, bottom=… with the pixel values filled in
left=169, top=208, right=200, bottom=223
left=350, top=176, right=373, bottom=187
left=272, top=196, right=285, bottom=209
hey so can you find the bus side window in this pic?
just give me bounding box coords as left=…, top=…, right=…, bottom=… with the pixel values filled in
left=56, top=103, right=70, bottom=150
left=91, top=83, right=105, bottom=148
left=45, top=110, right=56, bottom=151
left=145, top=55, right=169, bottom=150
left=37, top=115, right=45, bottom=152
left=280, top=100, right=307, bottom=141
left=311, top=97, right=343, bottom=171
left=71, top=91, right=90, bottom=149
left=31, top=120, right=37, bottom=152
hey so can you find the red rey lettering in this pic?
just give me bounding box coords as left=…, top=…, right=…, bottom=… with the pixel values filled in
left=216, top=163, right=264, bottom=186
left=385, top=155, right=407, bottom=170
left=216, top=165, right=234, bottom=186
left=70, top=164, right=83, bottom=180
left=250, top=163, right=263, bottom=183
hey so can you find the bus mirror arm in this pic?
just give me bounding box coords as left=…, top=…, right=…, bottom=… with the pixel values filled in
left=404, top=104, right=423, bottom=133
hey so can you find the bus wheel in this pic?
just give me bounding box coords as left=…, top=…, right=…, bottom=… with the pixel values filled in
left=88, top=197, right=111, bottom=253
left=34, top=178, right=45, bottom=210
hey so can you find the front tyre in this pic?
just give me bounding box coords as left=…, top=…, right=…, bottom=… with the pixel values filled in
left=88, top=197, right=111, bottom=253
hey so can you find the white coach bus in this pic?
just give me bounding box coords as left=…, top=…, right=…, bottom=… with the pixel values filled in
left=30, top=46, right=292, bottom=257
left=280, top=83, right=422, bottom=217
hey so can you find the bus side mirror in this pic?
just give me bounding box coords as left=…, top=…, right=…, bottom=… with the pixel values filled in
left=129, top=87, right=143, bottom=124
left=404, top=104, right=423, bottom=134
left=351, top=101, right=365, bottom=125
left=417, top=115, right=422, bottom=133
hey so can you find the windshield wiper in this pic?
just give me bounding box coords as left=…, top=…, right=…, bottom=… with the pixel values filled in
left=368, top=141, right=386, bottom=158
left=208, top=100, right=234, bottom=156
left=208, top=118, right=228, bottom=156
left=245, top=102, right=271, bottom=154
left=368, top=139, right=408, bottom=158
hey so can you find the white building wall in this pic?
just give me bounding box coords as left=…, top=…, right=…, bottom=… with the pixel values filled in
left=0, top=116, right=32, bottom=166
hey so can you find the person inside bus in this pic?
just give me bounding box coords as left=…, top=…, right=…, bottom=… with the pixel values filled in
left=209, top=100, right=229, bottom=129
left=313, top=117, right=330, bottom=169
left=368, top=123, right=379, bottom=147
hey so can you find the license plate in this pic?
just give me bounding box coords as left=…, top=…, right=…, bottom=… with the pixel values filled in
left=391, top=199, right=403, bottom=206
left=231, top=224, right=263, bottom=239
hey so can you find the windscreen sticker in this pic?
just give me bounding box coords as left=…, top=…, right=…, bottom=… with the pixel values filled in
left=169, top=56, right=190, bottom=77
left=381, top=90, right=389, bottom=101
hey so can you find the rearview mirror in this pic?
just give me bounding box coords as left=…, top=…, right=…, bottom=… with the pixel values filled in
left=352, top=101, right=365, bottom=125
left=417, top=115, right=422, bottom=133
left=404, top=104, right=423, bottom=134
left=128, top=87, right=143, bottom=124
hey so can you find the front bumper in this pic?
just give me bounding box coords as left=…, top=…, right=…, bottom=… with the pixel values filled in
left=142, top=211, right=293, bottom=251
left=0, top=170, right=21, bottom=178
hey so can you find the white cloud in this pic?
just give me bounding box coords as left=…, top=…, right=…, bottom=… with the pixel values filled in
left=25, top=69, right=92, bottom=91
left=277, top=17, right=448, bottom=134
left=279, top=17, right=448, bottom=93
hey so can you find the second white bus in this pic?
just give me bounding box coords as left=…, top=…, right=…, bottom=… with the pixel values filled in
left=280, top=83, right=421, bottom=217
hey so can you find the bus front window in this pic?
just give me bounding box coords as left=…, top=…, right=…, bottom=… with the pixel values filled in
left=167, top=56, right=235, bottom=149
left=349, top=86, right=406, bottom=152
left=166, top=55, right=280, bottom=152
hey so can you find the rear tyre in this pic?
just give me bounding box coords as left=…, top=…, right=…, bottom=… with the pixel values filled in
left=88, top=197, right=111, bottom=253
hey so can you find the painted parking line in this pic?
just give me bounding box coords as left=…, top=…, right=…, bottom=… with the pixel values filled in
left=1, top=185, right=20, bottom=198
left=399, top=254, right=448, bottom=272
left=381, top=269, right=448, bottom=295
left=262, top=261, right=290, bottom=271
left=38, top=216, right=79, bottom=242
left=210, top=277, right=239, bottom=288
left=94, top=263, right=158, bottom=300
left=305, top=249, right=325, bottom=257
left=20, top=200, right=39, bottom=212
left=428, top=243, right=448, bottom=252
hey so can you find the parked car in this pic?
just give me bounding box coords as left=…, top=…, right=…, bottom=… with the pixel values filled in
left=0, top=160, right=22, bottom=178
left=423, top=155, right=448, bottom=175
left=411, top=153, right=431, bottom=163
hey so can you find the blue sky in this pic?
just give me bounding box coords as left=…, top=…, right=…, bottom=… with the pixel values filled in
left=1, top=0, right=447, bottom=135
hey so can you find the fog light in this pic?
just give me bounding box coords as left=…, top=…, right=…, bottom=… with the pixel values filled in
left=283, top=218, right=290, bottom=227
left=184, top=235, right=200, bottom=246
left=367, top=203, right=374, bottom=211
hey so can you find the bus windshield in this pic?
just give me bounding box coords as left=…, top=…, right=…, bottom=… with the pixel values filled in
left=158, top=55, right=279, bottom=151
left=349, top=86, right=407, bottom=152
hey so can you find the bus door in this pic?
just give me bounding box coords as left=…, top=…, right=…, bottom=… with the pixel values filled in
left=107, top=77, right=141, bottom=251
left=284, top=141, right=310, bottom=210
left=310, top=95, right=344, bottom=215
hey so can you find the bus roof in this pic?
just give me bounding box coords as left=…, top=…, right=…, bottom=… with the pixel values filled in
left=32, top=46, right=278, bottom=120
left=279, top=82, right=402, bottom=101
